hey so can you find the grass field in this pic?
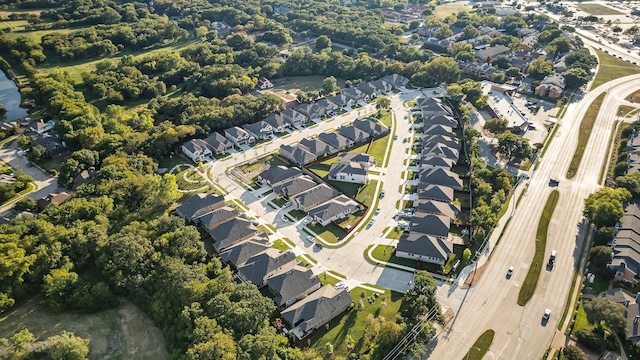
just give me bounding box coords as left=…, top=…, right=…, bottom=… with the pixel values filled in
left=618, top=105, right=639, bottom=117
left=566, top=93, right=606, bottom=178
left=626, top=89, right=640, bottom=102
left=434, top=3, right=471, bottom=18
left=0, top=297, right=169, bottom=360
left=310, top=287, right=403, bottom=358
left=273, top=75, right=346, bottom=94
left=577, top=3, right=623, bottom=15
left=462, top=329, right=495, bottom=360
left=591, top=49, right=640, bottom=90
left=570, top=300, right=596, bottom=337
left=518, top=190, right=560, bottom=305
left=355, top=179, right=378, bottom=208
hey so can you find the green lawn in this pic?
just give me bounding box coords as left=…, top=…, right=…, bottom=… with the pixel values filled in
left=367, top=135, right=390, bottom=166
left=577, top=3, right=623, bottom=15
left=626, top=90, right=640, bottom=102
left=355, top=180, right=378, bottom=208
left=308, top=166, right=329, bottom=179
left=434, top=3, right=471, bottom=18
left=591, top=49, right=640, bottom=90
left=567, top=93, right=605, bottom=178
left=385, top=226, right=404, bottom=240
left=239, top=154, right=287, bottom=173
left=571, top=300, right=596, bottom=337
left=329, top=180, right=361, bottom=197
left=336, top=210, right=365, bottom=231
left=310, top=287, right=403, bottom=358
left=462, top=329, right=495, bottom=360
left=618, top=105, right=639, bottom=117
left=272, top=239, right=292, bottom=252
left=158, top=155, right=189, bottom=171
left=308, top=222, right=346, bottom=243
left=518, top=190, right=560, bottom=305
left=368, top=244, right=419, bottom=269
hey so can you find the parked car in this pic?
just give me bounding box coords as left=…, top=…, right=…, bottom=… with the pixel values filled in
left=306, top=235, right=314, bottom=242
left=281, top=216, right=289, bottom=222
left=367, top=219, right=375, bottom=227
left=379, top=190, right=386, bottom=199
left=303, top=216, right=312, bottom=224
left=375, top=208, right=380, bottom=215
left=282, top=201, right=292, bottom=208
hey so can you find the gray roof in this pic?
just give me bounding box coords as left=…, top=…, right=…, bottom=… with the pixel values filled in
left=414, top=199, right=457, bottom=218
left=338, top=125, right=370, bottom=143
left=423, top=114, right=458, bottom=128
left=294, top=103, right=324, bottom=119
left=282, top=108, right=309, bottom=123
left=264, top=113, right=289, bottom=130
left=422, top=134, right=461, bottom=151
left=292, top=183, right=340, bottom=210
left=308, top=195, right=358, bottom=223
left=183, top=139, right=209, bottom=154
left=419, top=167, right=463, bottom=189
left=397, top=232, right=453, bottom=262
left=205, top=132, right=233, bottom=153
left=327, top=94, right=351, bottom=107
left=422, top=142, right=459, bottom=160
left=242, top=121, right=272, bottom=137
left=224, top=126, right=250, bottom=139
left=342, top=87, right=365, bottom=101
left=300, top=138, right=337, bottom=157
left=318, top=132, right=352, bottom=149
left=356, top=82, right=378, bottom=96
left=475, top=45, right=510, bottom=60
left=380, top=73, right=409, bottom=88
left=210, top=217, right=259, bottom=251
left=268, top=265, right=321, bottom=307
left=328, top=162, right=367, bottom=179
left=281, top=285, right=351, bottom=334
left=410, top=212, right=451, bottom=237
left=370, top=79, right=393, bottom=93
left=338, top=153, right=373, bottom=165
left=418, top=97, right=453, bottom=116
left=238, top=248, right=297, bottom=287
left=627, top=301, right=640, bottom=342
left=196, top=206, right=238, bottom=232
left=423, top=124, right=455, bottom=137
left=353, top=118, right=389, bottom=136
left=272, top=175, right=318, bottom=198
left=259, top=166, right=303, bottom=186
left=219, top=238, right=270, bottom=268
left=603, top=288, right=635, bottom=305
left=316, top=98, right=339, bottom=112
left=417, top=184, right=454, bottom=203
left=540, top=73, right=566, bottom=89
left=280, top=144, right=317, bottom=166
left=175, top=193, right=225, bottom=221
left=421, top=156, right=455, bottom=168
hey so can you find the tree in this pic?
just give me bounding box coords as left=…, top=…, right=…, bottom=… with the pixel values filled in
left=462, top=25, right=481, bottom=40
left=491, top=55, right=512, bottom=70
left=616, top=172, right=640, bottom=197
left=435, top=25, right=453, bottom=40
left=528, top=57, right=553, bottom=80
left=322, top=76, right=338, bottom=95
left=583, top=297, right=627, bottom=335
left=547, top=37, right=571, bottom=55
left=402, top=271, right=441, bottom=324
left=409, top=20, right=420, bottom=30
left=484, top=118, right=508, bottom=134
left=594, top=227, right=615, bottom=246
left=584, top=187, right=631, bottom=227
left=412, top=57, right=460, bottom=87
left=186, top=332, right=237, bottom=360
left=374, top=96, right=391, bottom=109
left=589, top=246, right=613, bottom=268
left=496, top=132, right=533, bottom=162
left=43, top=268, right=80, bottom=311
left=463, top=248, right=472, bottom=262
left=315, top=35, right=332, bottom=52
left=13, top=197, right=38, bottom=212
left=48, top=331, right=90, bottom=360
left=563, top=345, right=588, bottom=360
left=563, top=67, right=590, bottom=89
left=624, top=26, right=640, bottom=36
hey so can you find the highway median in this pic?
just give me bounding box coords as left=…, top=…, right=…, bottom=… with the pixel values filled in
left=566, top=93, right=606, bottom=179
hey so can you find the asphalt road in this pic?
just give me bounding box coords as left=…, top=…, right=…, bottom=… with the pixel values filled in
left=427, top=73, right=640, bottom=359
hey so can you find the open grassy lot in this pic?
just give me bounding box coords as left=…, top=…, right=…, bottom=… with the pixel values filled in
left=434, top=3, right=471, bottom=18
left=462, top=329, right=495, bottom=360
left=272, top=75, right=346, bottom=94
left=567, top=93, right=606, bottom=178
left=577, top=3, right=623, bottom=15
left=591, top=49, right=640, bottom=90
left=518, top=190, right=560, bottom=305
left=355, top=179, right=378, bottom=208
left=239, top=154, right=287, bottom=173
left=0, top=297, right=169, bottom=360
left=308, top=222, right=346, bottom=243
left=618, top=105, right=639, bottom=117
left=310, top=287, right=403, bottom=358
left=626, top=90, right=640, bottom=103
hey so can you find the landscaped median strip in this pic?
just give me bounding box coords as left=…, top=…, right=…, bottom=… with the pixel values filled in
left=462, top=329, right=494, bottom=360
left=566, top=93, right=606, bottom=179
left=518, top=190, right=560, bottom=306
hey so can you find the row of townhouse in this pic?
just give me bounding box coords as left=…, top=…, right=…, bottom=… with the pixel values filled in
left=180, top=74, right=408, bottom=163
left=173, top=193, right=351, bottom=340
left=396, top=97, right=465, bottom=265
left=279, top=117, right=389, bottom=167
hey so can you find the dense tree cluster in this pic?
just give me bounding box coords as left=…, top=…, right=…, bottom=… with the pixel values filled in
left=583, top=187, right=631, bottom=227
left=0, top=329, right=90, bottom=360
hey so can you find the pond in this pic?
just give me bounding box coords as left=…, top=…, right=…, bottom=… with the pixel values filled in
left=0, top=70, right=29, bottom=122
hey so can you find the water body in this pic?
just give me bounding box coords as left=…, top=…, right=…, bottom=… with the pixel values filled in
left=0, top=70, right=29, bottom=122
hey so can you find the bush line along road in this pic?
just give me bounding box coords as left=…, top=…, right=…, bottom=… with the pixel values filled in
left=428, top=72, right=640, bottom=359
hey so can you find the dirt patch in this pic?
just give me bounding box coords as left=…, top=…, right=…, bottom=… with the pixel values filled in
left=0, top=297, right=169, bottom=360
left=462, top=263, right=488, bottom=288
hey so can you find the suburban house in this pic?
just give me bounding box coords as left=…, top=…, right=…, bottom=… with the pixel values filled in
left=219, top=239, right=271, bottom=269
left=307, top=195, right=359, bottom=226
left=327, top=94, right=354, bottom=109
left=380, top=73, right=409, bottom=89
left=237, top=248, right=297, bottom=288
left=291, top=183, right=340, bottom=212
left=258, top=166, right=303, bottom=187
left=294, top=103, right=325, bottom=121
left=279, top=144, right=317, bottom=167
left=396, top=233, right=454, bottom=265
left=338, top=153, right=374, bottom=168
left=423, top=114, right=458, bottom=129
left=353, top=118, right=389, bottom=137
left=422, top=143, right=459, bottom=162
left=182, top=139, right=213, bottom=163
left=299, top=138, right=338, bottom=158
left=535, top=73, right=566, bottom=99
left=475, top=45, right=511, bottom=63
left=196, top=206, right=239, bottom=235
left=267, top=266, right=322, bottom=309
left=316, top=98, right=340, bottom=116
left=356, top=82, right=382, bottom=99
left=342, top=87, right=368, bottom=103
left=272, top=175, right=318, bottom=199
left=72, top=168, right=96, bottom=190
left=609, top=202, right=640, bottom=285
left=264, top=113, right=292, bottom=133
left=338, top=125, right=370, bottom=143
left=257, top=77, right=273, bottom=89
left=370, top=79, right=393, bottom=94
left=36, top=191, right=71, bottom=210
left=281, top=285, right=352, bottom=339
left=174, top=193, right=226, bottom=222
left=318, top=132, right=354, bottom=151
left=328, top=162, right=368, bottom=184
left=242, top=121, right=274, bottom=140
left=418, top=184, right=455, bottom=203
left=423, top=124, right=455, bottom=138
left=205, top=132, right=234, bottom=155
left=418, top=97, right=453, bottom=118
left=419, top=167, right=463, bottom=190
left=29, top=119, right=55, bottom=135
left=32, top=131, right=68, bottom=158
left=224, top=126, right=255, bottom=147
left=281, top=108, right=309, bottom=128
left=209, top=217, right=261, bottom=252
left=414, top=199, right=459, bottom=218
left=409, top=212, right=451, bottom=239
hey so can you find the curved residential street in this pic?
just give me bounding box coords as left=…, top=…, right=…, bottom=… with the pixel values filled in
left=427, top=74, right=640, bottom=359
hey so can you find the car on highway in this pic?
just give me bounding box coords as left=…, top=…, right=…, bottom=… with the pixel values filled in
left=549, top=178, right=560, bottom=186
left=542, top=309, right=551, bottom=324
left=367, top=219, right=375, bottom=227
left=506, top=266, right=514, bottom=279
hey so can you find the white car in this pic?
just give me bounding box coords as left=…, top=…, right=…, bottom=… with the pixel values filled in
left=543, top=309, right=551, bottom=321
left=303, top=216, right=312, bottom=224
left=334, top=282, right=347, bottom=289
left=306, top=235, right=314, bottom=242
left=281, top=216, right=289, bottom=222
left=282, top=201, right=292, bottom=208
